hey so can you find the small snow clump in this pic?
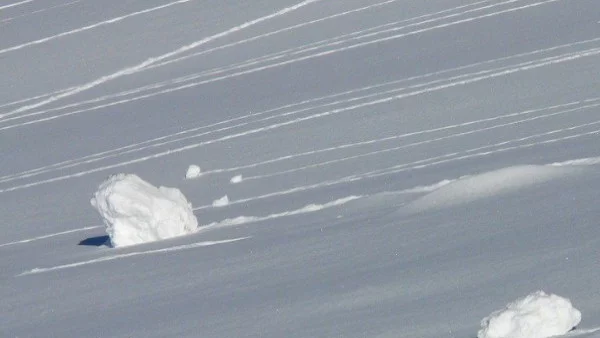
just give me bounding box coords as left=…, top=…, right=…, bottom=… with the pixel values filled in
left=230, top=174, right=243, bottom=184
left=212, top=195, right=229, bottom=207
left=478, top=290, right=581, bottom=338
left=185, top=165, right=202, bottom=179
left=91, top=174, right=198, bottom=248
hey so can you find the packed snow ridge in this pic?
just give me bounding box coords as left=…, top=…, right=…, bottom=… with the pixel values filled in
left=91, top=174, right=198, bottom=248
left=478, top=291, right=581, bottom=338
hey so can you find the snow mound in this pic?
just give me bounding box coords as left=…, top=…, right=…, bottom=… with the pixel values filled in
left=406, top=165, right=575, bottom=212
left=91, top=174, right=198, bottom=248
left=213, top=195, right=229, bottom=207
left=185, top=165, right=202, bottom=179
left=478, top=291, right=581, bottom=338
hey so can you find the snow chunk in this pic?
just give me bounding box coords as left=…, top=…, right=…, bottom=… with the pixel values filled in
left=478, top=291, right=581, bottom=338
left=91, top=174, right=198, bottom=248
left=230, top=175, right=243, bottom=184
left=212, top=195, right=229, bottom=207
left=185, top=165, right=202, bottom=179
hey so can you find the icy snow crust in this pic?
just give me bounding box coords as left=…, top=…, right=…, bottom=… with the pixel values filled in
left=478, top=291, right=582, bottom=338
left=91, top=174, right=198, bottom=247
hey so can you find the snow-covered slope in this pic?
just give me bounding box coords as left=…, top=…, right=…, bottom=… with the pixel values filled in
left=1, top=0, right=599, bottom=337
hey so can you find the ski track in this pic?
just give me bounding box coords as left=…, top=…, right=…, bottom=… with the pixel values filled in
left=240, top=103, right=600, bottom=182
left=3, top=58, right=596, bottom=186
left=3, top=34, right=598, bottom=182
left=4, top=0, right=322, bottom=116
left=0, top=0, right=496, bottom=122
left=143, top=0, right=493, bottom=71
left=0, top=225, right=101, bottom=248
left=0, top=0, right=82, bottom=25
left=0, top=0, right=562, bottom=125
left=18, top=237, right=251, bottom=276
left=0, top=0, right=193, bottom=55
left=0, top=0, right=35, bottom=11
left=0, top=0, right=487, bottom=118
left=192, top=123, right=600, bottom=211
left=1, top=43, right=600, bottom=193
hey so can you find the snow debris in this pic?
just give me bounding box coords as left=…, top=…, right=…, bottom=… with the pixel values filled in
left=212, top=195, right=229, bottom=207
left=230, top=175, right=243, bottom=184
left=478, top=290, right=581, bottom=338
left=91, top=174, right=198, bottom=248
left=185, top=165, right=202, bottom=179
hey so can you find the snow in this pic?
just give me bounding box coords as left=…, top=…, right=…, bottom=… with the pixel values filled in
left=212, top=195, right=229, bottom=207
left=185, top=165, right=202, bottom=179
left=405, top=165, right=578, bottom=213
left=90, top=174, right=198, bottom=247
left=478, top=291, right=582, bottom=338
left=1, top=0, right=600, bottom=337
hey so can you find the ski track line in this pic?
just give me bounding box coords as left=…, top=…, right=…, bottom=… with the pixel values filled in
left=1, top=44, right=598, bottom=193
left=148, top=0, right=519, bottom=80
left=1, top=93, right=594, bottom=185
left=0, top=225, right=101, bottom=248
left=0, top=0, right=81, bottom=24
left=3, top=35, right=596, bottom=184
left=4, top=31, right=596, bottom=134
left=0, top=0, right=406, bottom=120
left=193, top=122, right=600, bottom=211
left=0, top=0, right=500, bottom=123
left=5, top=0, right=322, bottom=116
left=368, top=121, right=600, bottom=178
left=0, top=0, right=193, bottom=55
left=197, top=195, right=362, bottom=229
left=206, top=99, right=597, bottom=179
left=0, top=0, right=562, bottom=126
left=18, top=237, right=250, bottom=276
left=0, top=88, right=71, bottom=112
left=241, top=102, right=600, bottom=182
left=2, top=47, right=590, bottom=184
left=145, top=0, right=493, bottom=71
left=0, top=0, right=34, bottom=11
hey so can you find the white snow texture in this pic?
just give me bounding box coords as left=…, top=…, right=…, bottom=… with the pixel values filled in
left=185, top=165, right=202, bottom=179
left=90, top=174, right=198, bottom=248
left=212, top=195, right=230, bottom=207
left=478, top=291, right=581, bottom=338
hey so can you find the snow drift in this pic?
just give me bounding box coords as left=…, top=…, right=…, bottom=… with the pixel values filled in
left=90, top=174, right=198, bottom=248
left=406, top=165, right=577, bottom=212
left=478, top=291, right=581, bottom=338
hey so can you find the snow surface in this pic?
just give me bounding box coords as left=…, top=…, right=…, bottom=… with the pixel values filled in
left=478, top=291, right=581, bottom=338
left=185, top=164, right=202, bottom=179
left=91, top=174, right=198, bottom=247
left=1, top=0, right=600, bottom=337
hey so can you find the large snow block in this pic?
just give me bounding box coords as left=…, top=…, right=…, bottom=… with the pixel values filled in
left=91, top=174, right=198, bottom=248
left=478, top=290, right=581, bottom=338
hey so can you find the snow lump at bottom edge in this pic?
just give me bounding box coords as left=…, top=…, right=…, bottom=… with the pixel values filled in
left=478, top=290, right=581, bottom=338
left=91, top=173, right=198, bottom=248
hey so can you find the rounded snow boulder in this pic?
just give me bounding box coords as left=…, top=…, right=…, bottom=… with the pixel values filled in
left=478, top=290, right=581, bottom=338
left=91, top=174, right=198, bottom=248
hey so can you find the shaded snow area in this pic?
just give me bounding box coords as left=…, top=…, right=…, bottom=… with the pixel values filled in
left=478, top=291, right=581, bottom=338
left=91, top=174, right=198, bottom=247
left=2, top=0, right=600, bottom=337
